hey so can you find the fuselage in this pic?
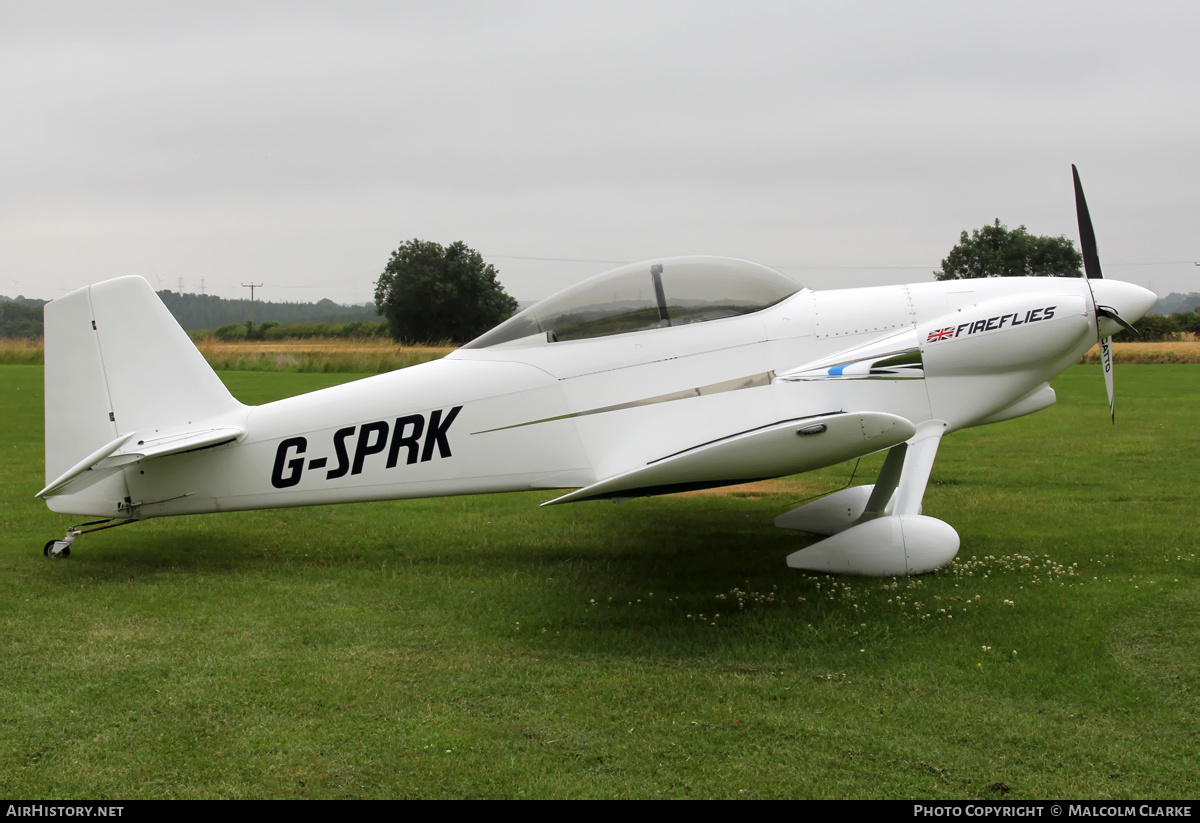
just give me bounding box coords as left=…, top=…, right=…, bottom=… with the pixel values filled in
left=72, top=271, right=1150, bottom=521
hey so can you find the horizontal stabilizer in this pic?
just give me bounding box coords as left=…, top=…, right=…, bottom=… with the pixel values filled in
left=103, top=427, right=244, bottom=463
left=38, top=427, right=243, bottom=499
left=36, top=433, right=136, bottom=499
left=543, top=411, right=915, bottom=505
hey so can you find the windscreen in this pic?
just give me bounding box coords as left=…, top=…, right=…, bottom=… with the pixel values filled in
left=465, top=257, right=801, bottom=349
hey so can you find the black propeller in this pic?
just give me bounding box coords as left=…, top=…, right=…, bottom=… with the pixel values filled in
left=1073, top=165, right=1136, bottom=423
left=1073, top=165, right=1104, bottom=281
left=1096, top=305, right=1138, bottom=335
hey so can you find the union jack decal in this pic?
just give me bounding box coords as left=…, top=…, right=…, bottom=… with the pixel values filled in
left=926, top=327, right=956, bottom=343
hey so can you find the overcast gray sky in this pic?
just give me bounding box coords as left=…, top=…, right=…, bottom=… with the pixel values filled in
left=2, top=0, right=1197, bottom=306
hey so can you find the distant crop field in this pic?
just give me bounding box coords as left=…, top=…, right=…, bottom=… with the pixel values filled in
left=0, top=337, right=42, bottom=365
left=0, top=336, right=455, bottom=372
left=191, top=337, right=455, bottom=373
left=6, top=336, right=1200, bottom=371
left=1, top=364, right=1197, bottom=799
left=1081, top=340, right=1200, bottom=364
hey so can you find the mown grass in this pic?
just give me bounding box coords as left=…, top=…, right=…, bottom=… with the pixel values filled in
left=0, top=364, right=1196, bottom=798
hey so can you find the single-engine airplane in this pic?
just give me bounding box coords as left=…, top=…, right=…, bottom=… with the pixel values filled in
left=37, top=168, right=1156, bottom=575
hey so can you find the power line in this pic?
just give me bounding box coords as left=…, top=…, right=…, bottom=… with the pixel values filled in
left=1106, top=261, right=1196, bottom=267
left=482, top=253, right=1195, bottom=270
left=482, top=252, right=931, bottom=269
left=265, top=280, right=366, bottom=289
left=227, top=257, right=1198, bottom=295
left=174, top=256, right=1196, bottom=302
left=772, top=264, right=931, bottom=270
left=483, top=254, right=632, bottom=265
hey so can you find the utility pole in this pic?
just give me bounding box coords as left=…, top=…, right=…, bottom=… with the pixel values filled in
left=242, top=282, right=263, bottom=338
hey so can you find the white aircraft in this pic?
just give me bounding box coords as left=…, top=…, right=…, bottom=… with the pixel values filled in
left=37, top=169, right=1156, bottom=575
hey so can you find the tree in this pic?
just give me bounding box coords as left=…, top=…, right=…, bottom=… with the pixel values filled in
left=934, top=219, right=1083, bottom=281
left=1116, top=313, right=1178, bottom=342
left=0, top=301, right=44, bottom=338
left=374, top=239, right=519, bottom=345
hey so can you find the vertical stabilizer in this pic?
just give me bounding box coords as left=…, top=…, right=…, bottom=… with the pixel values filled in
left=44, top=277, right=244, bottom=503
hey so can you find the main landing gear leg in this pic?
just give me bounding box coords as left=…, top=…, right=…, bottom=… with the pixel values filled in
left=778, top=420, right=959, bottom=576
left=43, top=518, right=136, bottom=558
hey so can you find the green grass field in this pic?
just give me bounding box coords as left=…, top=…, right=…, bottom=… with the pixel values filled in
left=1, top=365, right=1196, bottom=799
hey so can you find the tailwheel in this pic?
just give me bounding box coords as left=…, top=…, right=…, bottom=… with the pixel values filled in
left=41, top=518, right=137, bottom=558
left=44, top=538, right=72, bottom=558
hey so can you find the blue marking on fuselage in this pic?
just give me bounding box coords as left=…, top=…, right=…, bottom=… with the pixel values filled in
left=828, top=365, right=846, bottom=376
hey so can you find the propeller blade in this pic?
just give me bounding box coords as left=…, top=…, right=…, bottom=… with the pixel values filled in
left=1072, top=164, right=1104, bottom=280
left=1074, top=165, right=1116, bottom=423
left=1096, top=305, right=1139, bottom=336
left=1099, top=336, right=1115, bottom=423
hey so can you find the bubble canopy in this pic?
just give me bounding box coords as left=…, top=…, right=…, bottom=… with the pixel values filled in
left=465, top=256, right=802, bottom=349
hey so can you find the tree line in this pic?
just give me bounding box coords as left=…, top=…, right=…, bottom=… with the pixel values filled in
left=202, top=319, right=391, bottom=341
left=3, top=223, right=1196, bottom=345
left=0, top=292, right=383, bottom=338
left=0, top=298, right=45, bottom=338
left=1114, top=306, right=1200, bottom=342
left=156, top=291, right=381, bottom=331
